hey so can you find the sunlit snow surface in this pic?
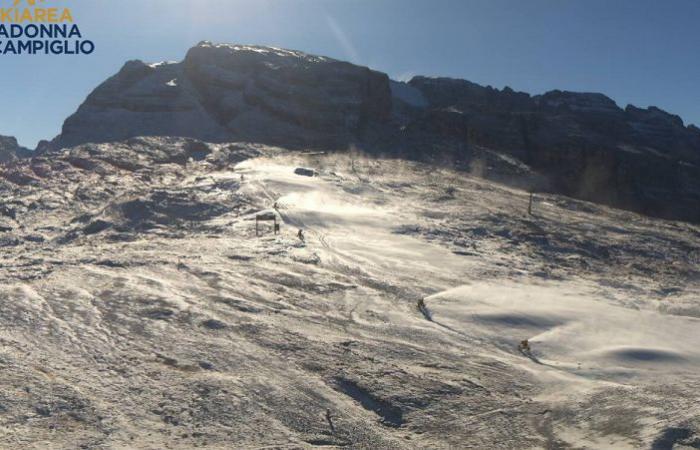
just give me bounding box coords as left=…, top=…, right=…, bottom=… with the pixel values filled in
left=427, top=284, right=700, bottom=379
left=0, top=139, right=698, bottom=448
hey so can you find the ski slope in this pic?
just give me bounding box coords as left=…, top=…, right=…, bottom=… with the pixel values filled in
left=0, top=140, right=698, bottom=448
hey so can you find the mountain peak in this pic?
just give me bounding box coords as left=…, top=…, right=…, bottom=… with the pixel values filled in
left=51, top=42, right=390, bottom=152
left=190, top=41, right=335, bottom=64
left=40, top=41, right=700, bottom=224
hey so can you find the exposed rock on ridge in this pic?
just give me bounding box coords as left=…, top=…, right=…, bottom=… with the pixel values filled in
left=0, top=135, right=32, bottom=163
left=47, top=42, right=700, bottom=223
left=398, top=77, right=700, bottom=223
left=55, top=42, right=391, bottom=150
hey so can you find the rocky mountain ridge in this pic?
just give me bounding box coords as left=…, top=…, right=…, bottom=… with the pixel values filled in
left=53, top=43, right=391, bottom=151
left=0, top=135, right=31, bottom=164
left=18, top=42, right=700, bottom=223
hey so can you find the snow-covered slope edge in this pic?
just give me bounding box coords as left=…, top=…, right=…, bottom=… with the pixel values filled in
left=0, top=137, right=698, bottom=448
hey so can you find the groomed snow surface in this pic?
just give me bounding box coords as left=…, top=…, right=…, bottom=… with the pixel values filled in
left=235, top=154, right=700, bottom=449
left=0, top=139, right=698, bottom=448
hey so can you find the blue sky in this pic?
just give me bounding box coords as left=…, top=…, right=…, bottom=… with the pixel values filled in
left=2, top=0, right=700, bottom=148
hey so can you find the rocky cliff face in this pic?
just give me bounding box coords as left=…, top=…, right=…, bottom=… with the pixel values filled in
left=55, top=42, right=391, bottom=150
left=47, top=42, right=700, bottom=223
left=397, top=79, right=700, bottom=223
left=0, top=135, right=31, bottom=163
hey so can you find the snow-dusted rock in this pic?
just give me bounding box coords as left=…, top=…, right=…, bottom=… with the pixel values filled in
left=400, top=77, right=700, bottom=223
left=46, top=42, right=700, bottom=223
left=53, top=42, right=392, bottom=151
left=0, top=136, right=699, bottom=447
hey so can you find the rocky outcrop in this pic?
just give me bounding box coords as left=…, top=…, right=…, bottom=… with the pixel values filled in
left=47, top=42, right=700, bottom=223
left=53, top=42, right=391, bottom=151
left=397, top=78, right=700, bottom=223
left=0, top=135, right=32, bottom=164
left=55, top=60, right=229, bottom=149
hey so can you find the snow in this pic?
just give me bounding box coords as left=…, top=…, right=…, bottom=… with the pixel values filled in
left=235, top=159, right=475, bottom=292
left=197, top=41, right=330, bottom=62
left=231, top=154, right=700, bottom=447
left=238, top=156, right=700, bottom=389
left=148, top=61, right=177, bottom=68
left=0, top=139, right=698, bottom=447
left=425, top=283, right=700, bottom=382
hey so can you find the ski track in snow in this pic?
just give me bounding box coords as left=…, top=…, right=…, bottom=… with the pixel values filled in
left=237, top=156, right=700, bottom=448
left=0, top=142, right=698, bottom=448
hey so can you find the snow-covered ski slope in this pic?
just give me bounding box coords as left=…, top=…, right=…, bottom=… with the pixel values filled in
left=0, top=138, right=698, bottom=448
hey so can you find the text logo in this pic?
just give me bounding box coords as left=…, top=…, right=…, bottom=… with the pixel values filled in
left=0, top=0, right=94, bottom=55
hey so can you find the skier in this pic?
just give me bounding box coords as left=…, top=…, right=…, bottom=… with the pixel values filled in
left=297, top=228, right=305, bottom=243
left=325, top=409, right=335, bottom=433
left=518, top=339, right=531, bottom=354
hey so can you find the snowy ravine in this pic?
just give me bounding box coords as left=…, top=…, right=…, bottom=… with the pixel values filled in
left=0, top=137, right=698, bottom=449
